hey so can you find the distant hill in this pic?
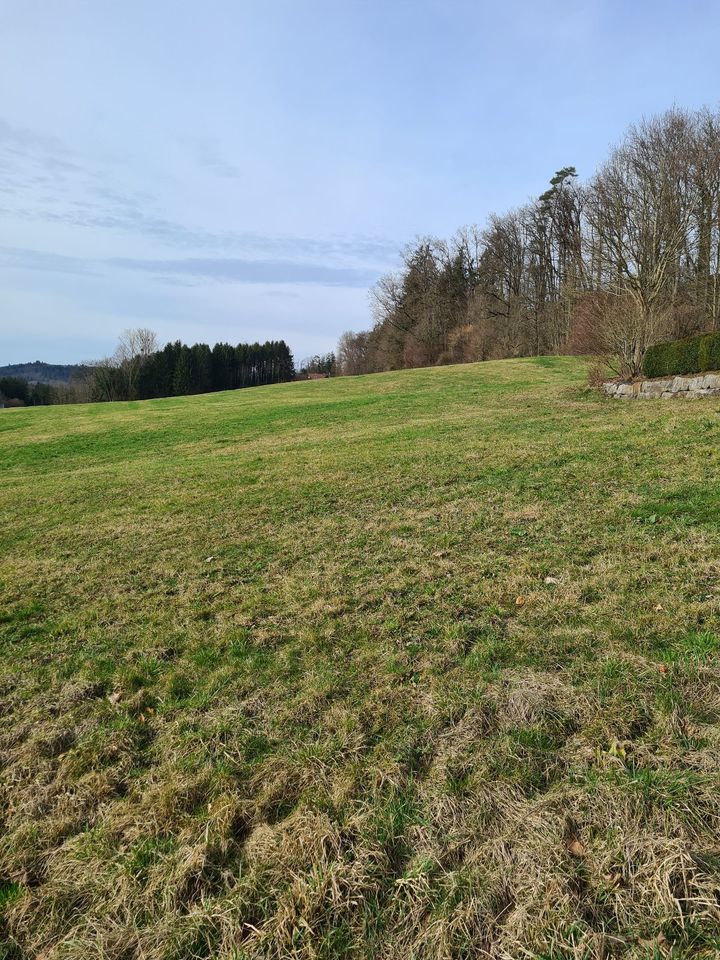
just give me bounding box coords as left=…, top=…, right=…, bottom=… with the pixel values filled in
left=0, top=361, right=91, bottom=384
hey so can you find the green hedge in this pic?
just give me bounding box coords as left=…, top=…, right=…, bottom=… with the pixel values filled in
left=643, top=331, right=720, bottom=378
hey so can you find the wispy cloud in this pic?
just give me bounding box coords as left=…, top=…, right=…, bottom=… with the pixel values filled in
left=108, top=255, right=379, bottom=287
left=0, top=118, right=76, bottom=163
left=0, top=112, right=394, bottom=364
left=0, top=245, right=96, bottom=275
left=0, top=245, right=380, bottom=288
left=193, top=144, right=244, bottom=181
left=0, top=117, right=399, bottom=270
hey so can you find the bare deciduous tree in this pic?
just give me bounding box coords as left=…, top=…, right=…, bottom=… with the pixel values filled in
left=337, top=331, right=370, bottom=375
left=569, top=291, right=671, bottom=379
left=114, top=328, right=159, bottom=398
left=345, top=107, right=720, bottom=380
left=584, top=111, right=698, bottom=375
left=90, top=328, right=159, bottom=401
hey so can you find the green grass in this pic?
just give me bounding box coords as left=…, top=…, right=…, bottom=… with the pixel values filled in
left=2, top=356, right=720, bottom=958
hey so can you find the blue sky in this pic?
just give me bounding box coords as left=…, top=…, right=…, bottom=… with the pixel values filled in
left=1, top=0, right=719, bottom=365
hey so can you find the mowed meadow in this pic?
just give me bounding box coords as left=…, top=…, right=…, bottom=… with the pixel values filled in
left=2, top=357, right=720, bottom=959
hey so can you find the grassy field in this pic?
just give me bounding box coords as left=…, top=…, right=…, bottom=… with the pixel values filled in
left=2, top=356, right=720, bottom=959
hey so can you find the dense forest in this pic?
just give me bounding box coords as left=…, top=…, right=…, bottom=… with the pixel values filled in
left=337, top=106, right=720, bottom=379
left=1, top=336, right=295, bottom=405
left=90, top=335, right=295, bottom=402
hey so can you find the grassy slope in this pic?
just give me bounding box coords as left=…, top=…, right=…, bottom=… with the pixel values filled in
left=1, top=356, right=720, bottom=959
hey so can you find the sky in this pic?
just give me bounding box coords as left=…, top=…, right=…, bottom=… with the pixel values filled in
left=1, top=0, right=720, bottom=366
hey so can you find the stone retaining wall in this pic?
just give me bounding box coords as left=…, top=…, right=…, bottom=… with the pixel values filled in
left=603, top=372, right=720, bottom=399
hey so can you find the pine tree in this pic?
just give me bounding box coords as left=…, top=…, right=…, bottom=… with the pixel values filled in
left=173, top=346, right=193, bottom=396
left=191, top=343, right=212, bottom=393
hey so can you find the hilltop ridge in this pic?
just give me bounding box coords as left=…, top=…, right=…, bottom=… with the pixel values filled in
left=0, top=361, right=89, bottom=384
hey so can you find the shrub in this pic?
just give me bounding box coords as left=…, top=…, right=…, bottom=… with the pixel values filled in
left=643, top=330, right=720, bottom=378
left=699, top=331, right=720, bottom=372
left=571, top=291, right=662, bottom=379
left=643, top=340, right=675, bottom=378
left=677, top=335, right=700, bottom=374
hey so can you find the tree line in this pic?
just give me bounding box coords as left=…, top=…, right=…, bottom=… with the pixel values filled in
left=90, top=331, right=295, bottom=402
left=0, top=377, right=60, bottom=407
left=297, top=352, right=337, bottom=378
left=1, top=333, right=295, bottom=406
left=337, top=106, right=720, bottom=379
